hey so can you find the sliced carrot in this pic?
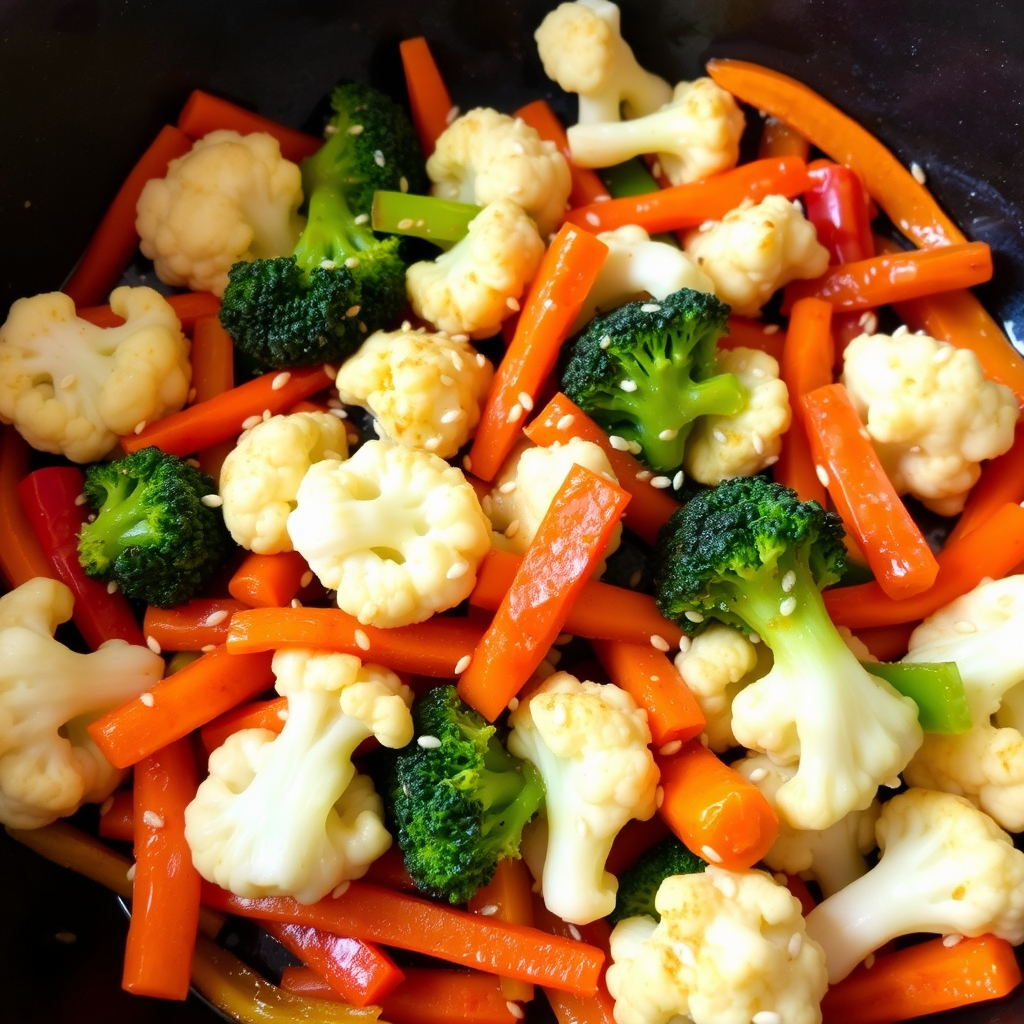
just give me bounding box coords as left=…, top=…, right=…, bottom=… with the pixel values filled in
left=88, top=646, right=276, bottom=769
left=656, top=740, right=778, bottom=872
left=720, top=317, right=786, bottom=362
left=0, top=427, right=56, bottom=589
left=98, top=789, right=135, bottom=843
left=947, top=422, right=1024, bottom=543
left=802, top=383, right=939, bottom=599
left=606, top=815, right=672, bottom=877
left=77, top=291, right=221, bottom=334
left=467, top=225, right=608, bottom=481
left=852, top=623, right=918, bottom=663
left=757, top=116, right=810, bottom=160
left=705, top=59, right=966, bottom=250
left=142, top=598, right=247, bottom=652
left=591, top=640, right=705, bottom=748
left=563, top=156, right=809, bottom=235
left=226, top=607, right=485, bottom=677
left=824, top=502, right=1024, bottom=628
left=228, top=551, right=311, bottom=608
left=524, top=392, right=680, bottom=545
left=121, top=365, right=332, bottom=457
left=199, top=697, right=288, bottom=754
left=63, top=125, right=194, bottom=306
left=176, top=89, right=322, bottom=164
left=190, top=316, right=237, bottom=481
left=458, top=466, right=630, bottom=721
left=123, top=737, right=201, bottom=1000
left=361, top=845, right=419, bottom=893
left=399, top=37, right=454, bottom=158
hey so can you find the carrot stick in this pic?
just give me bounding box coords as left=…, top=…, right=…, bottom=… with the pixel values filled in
left=226, top=607, right=485, bottom=677
left=176, top=89, right=322, bottom=164
left=563, top=156, right=809, bottom=235
left=947, top=423, right=1024, bottom=543
left=63, top=125, right=195, bottom=307
left=606, top=815, right=673, bottom=877
left=123, top=737, right=201, bottom=1000
left=467, top=225, right=608, bottom=481
left=524, top=393, right=680, bottom=545
left=757, top=116, right=810, bottom=160
left=824, top=502, right=1024, bottom=628
left=591, top=640, right=705, bottom=748
left=199, top=697, right=288, bottom=754
left=121, top=365, right=332, bottom=457
left=705, top=59, right=966, bottom=250
left=852, top=623, right=918, bottom=663
left=458, top=466, right=630, bottom=721
left=470, top=549, right=685, bottom=648
left=88, top=646, right=276, bottom=769
left=820, top=934, right=1022, bottom=1024
left=190, top=316, right=237, bottom=480
left=514, top=99, right=611, bottom=208
left=77, top=291, right=221, bottom=334
left=361, top=845, right=419, bottom=893
left=720, top=317, right=786, bottom=362
left=98, top=789, right=135, bottom=843
left=142, top=598, right=247, bottom=652
left=656, top=740, right=778, bottom=871
left=201, top=881, right=605, bottom=995
left=802, top=383, right=939, bottom=599
left=399, top=37, right=454, bottom=158
left=0, top=427, right=56, bottom=588
left=228, top=550, right=311, bottom=608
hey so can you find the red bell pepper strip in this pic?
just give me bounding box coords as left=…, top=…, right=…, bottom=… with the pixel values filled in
left=0, top=427, right=56, bottom=589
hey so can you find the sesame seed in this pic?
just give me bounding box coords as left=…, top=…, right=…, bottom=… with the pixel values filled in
left=242, top=414, right=262, bottom=430
left=499, top=480, right=518, bottom=494
left=576, top=816, right=591, bottom=838
left=953, top=620, right=977, bottom=633
left=684, top=610, right=704, bottom=623
left=446, top=105, right=461, bottom=124
left=751, top=432, right=765, bottom=455
left=658, top=741, right=683, bottom=758
left=478, top=904, right=499, bottom=916
left=779, top=596, right=797, bottom=617
left=655, top=786, right=665, bottom=808
left=554, top=633, right=573, bottom=645
left=399, top=176, right=409, bottom=193
left=140, top=692, right=155, bottom=707
left=677, top=636, right=691, bottom=653
left=278, top=708, right=289, bottom=721
left=787, top=932, right=803, bottom=958
left=320, top=258, right=337, bottom=270
left=715, top=873, right=738, bottom=899
left=204, top=609, right=230, bottom=627
left=934, top=345, right=954, bottom=363
left=507, top=696, right=520, bottom=711
left=753, top=1011, right=783, bottom=1024
left=712, top=429, right=728, bottom=444
left=397, top=218, right=415, bottom=230
left=185, top=458, right=201, bottom=468
left=553, top=703, right=568, bottom=727
left=74, top=492, right=89, bottom=506
left=322, top=449, right=343, bottom=461
left=142, top=811, right=164, bottom=829
left=133, top=421, right=147, bottom=435
left=373, top=150, right=385, bottom=167
left=815, top=464, right=830, bottom=487
left=290, top=598, right=302, bottom=608
left=271, top=372, right=291, bottom=391
left=345, top=304, right=361, bottom=318
left=749, top=632, right=761, bottom=644
left=609, top=435, right=630, bottom=451
left=556, top=414, right=575, bottom=431
left=507, top=404, right=523, bottom=423
left=343, top=257, right=360, bottom=270
left=358, top=321, right=368, bottom=333
left=640, top=303, right=661, bottom=313
left=650, top=161, right=662, bottom=178
left=347, top=124, right=364, bottom=135
left=425, top=436, right=442, bottom=451
left=262, top=408, right=272, bottom=421
left=763, top=324, right=781, bottom=335
left=507, top=1002, right=525, bottom=1020
left=781, top=570, right=796, bottom=593
left=323, top=363, right=339, bottom=379
left=201, top=494, right=223, bottom=508
left=910, top=161, right=927, bottom=184
left=748, top=767, right=768, bottom=783
left=451, top=334, right=469, bottom=344
left=126, top=864, right=136, bottom=881
left=354, top=213, right=369, bottom=225
left=517, top=392, right=533, bottom=412
left=106, top=580, right=118, bottom=594
left=329, top=409, right=348, bottom=421
left=417, top=735, right=442, bottom=749
left=332, top=881, right=351, bottom=898
left=440, top=409, right=463, bottom=425
left=651, top=476, right=672, bottom=489
left=650, top=634, right=670, bottom=651
left=145, top=636, right=161, bottom=655
left=599, top=335, right=612, bottom=350
left=447, top=562, right=468, bottom=580
left=547, top=649, right=562, bottom=666
left=440, top=374, right=455, bottom=387
left=673, top=470, right=685, bottom=490
left=201, top=644, right=216, bottom=653
left=863, top=952, right=876, bottom=969
left=585, top=211, right=601, bottom=226
left=658, top=427, right=679, bottom=441
left=943, top=934, right=964, bottom=947
left=455, top=655, right=472, bottom=674
left=463, top=455, right=473, bottom=472
left=354, top=629, right=371, bottom=651
left=620, top=379, right=638, bottom=392
left=507, top=296, right=520, bottom=311
left=99, top=796, right=115, bottom=816
left=505, top=520, right=521, bottom=539
left=60, top=374, right=77, bottom=389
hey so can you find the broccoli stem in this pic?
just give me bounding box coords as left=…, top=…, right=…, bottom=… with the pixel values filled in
left=598, top=160, right=679, bottom=248
left=371, top=191, right=481, bottom=248
left=292, top=186, right=374, bottom=279
left=86, top=481, right=162, bottom=559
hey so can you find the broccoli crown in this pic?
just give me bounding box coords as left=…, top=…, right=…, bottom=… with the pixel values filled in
left=610, top=837, right=706, bottom=925
left=77, top=447, right=233, bottom=609
left=560, top=288, right=747, bottom=472
left=655, top=475, right=847, bottom=635
left=386, top=684, right=545, bottom=905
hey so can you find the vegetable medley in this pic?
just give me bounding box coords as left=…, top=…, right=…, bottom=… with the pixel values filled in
left=5, top=3, right=1024, bottom=1023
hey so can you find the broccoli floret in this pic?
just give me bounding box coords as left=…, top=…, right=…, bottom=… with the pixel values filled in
left=386, top=684, right=545, bottom=904
left=219, top=82, right=426, bottom=369
left=560, top=288, right=747, bottom=472
left=77, top=447, right=232, bottom=608
left=610, top=837, right=706, bottom=925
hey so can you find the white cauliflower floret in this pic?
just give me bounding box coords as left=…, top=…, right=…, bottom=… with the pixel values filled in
left=572, top=224, right=714, bottom=332
left=842, top=329, right=1018, bottom=515
left=336, top=329, right=494, bottom=459
left=568, top=78, right=745, bottom=186
left=805, top=788, right=1024, bottom=982
left=902, top=575, right=1024, bottom=830
left=184, top=648, right=413, bottom=904
left=685, top=347, right=792, bottom=485
left=287, top=440, right=492, bottom=627
left=684, top=195, right=830, bottom=316
left=427, top=108, right=572, bottom=238
left=485, top=437, right=622, bottom=576
left=0, top=287, right=191, bottom=463
left=534, top=0, right=672, bottom=124
left=734, top=753, right=880, bottom=897
left=0, top=578, right=165, bottom=830
left=219, top=411, right=349, bottom=553
left=407, top=198, right=545, bottom=339
left=507, top=672, right=659, bottom=924
left=606, top=868, right=828, bottom=1024
left=136, top=130, right=305, bottom=297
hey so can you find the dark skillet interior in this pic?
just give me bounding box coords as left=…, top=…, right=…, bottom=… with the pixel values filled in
left=1, top=1, right=1023, bottom=1021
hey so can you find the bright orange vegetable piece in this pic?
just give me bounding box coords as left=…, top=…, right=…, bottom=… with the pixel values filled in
left=399, top=37, right=454, bottom=158
left=228, top=550, right=311, bottom=608
left=0, top=428, right=58, bottom=589
left=720, top=317, right=786, bottom=362
left=199, top=697, right=288, bottom=754
left=947, top=422, right=1024, bottom=543
left=606, top=815, right=672, bottom=877
left=757, top=116, right=810, bottom=160
left=77, top=291, right=221, bottom=334
left=852, top=623, right=918, bottom=663
left=98, top=788, right=135, bottom=843
left=190, top=316, right=236, bottom=480
left=142, top=598, right=247, bottom=652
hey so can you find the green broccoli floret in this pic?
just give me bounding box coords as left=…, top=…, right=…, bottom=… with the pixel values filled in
left=77, top=447, right=233, bottom=608
left=219, top=82, right=426, bottom=369
left=610, top=837, right=706, bottom=925
left=386, top=684, right=545, bottom=904
left=560, top=288, right=747, bottom=472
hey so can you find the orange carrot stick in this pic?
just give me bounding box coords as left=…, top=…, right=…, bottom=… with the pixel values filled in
left=656, top=740, right=778, bottom=872
left=123, top=737, right=201, bottom=1000
left=98, top=789, right=136, bottom=843
left=852, top=623, right=918, bottom=663
left=606, top=815, right=673, bottom=877
left=757, top=116, right=810, bottom=160
left=63, top=125, right=195, bottom=307
left=824, top=502, right=1024, bottom=628
left=77, top=291, right=221, bottom=334
left=591, top=640, right=705, bottom=748
left=190, top=316, right=237, bottom=480
left=228, top=551, right=311, bottom=608
left=199, top=697, right=288, bottom=754
left=142, top=599, right=247, bottom=652
left=88, top=646, right=276, bottom=769
left=467, top=225, right=608, bottom=481
left=176, top=89, right=322, bottom=164
left=947, top=422, right=1024, bottom=543
left=361, top=846, right=419, bottom=893
left=399, top=37, right=454, bottom=158
left=0, top=427, right=56, bottom=589
left=720, top=317, right=786, bottom=362
left=458, top=466, right=630, bottom=721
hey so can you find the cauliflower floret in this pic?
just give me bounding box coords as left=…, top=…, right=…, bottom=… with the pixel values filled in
left=568, top=78, right=745, bottom=186
left=336, top=329, right=494, bottom=459
left=842, top=329, right=1018, bottom=515
left=534, top=0, right=672, bottom=124
left=406, top=198, right=545, bottom=339
left=684, top=196, right=830, bottom=317
left=287, top=440, right=492, bottom=627
left=219, top=411, right=349, bottom=553
left=606, top=868, right=828, bottom=1024
left=485, top=437, right=622, bottom=576
left=0, top=287, right=191, bottom=463
left=0, top=578, right=165, bottom=830
left=427, top=108, right=572, bottom=238
left=136, top=130, right=305, bottom=297
left=507, top=671, right=659, bottom=924
left=684, top=346, right=792, bottom=485
left=805, top=788, right=1024, bottom=982
left=184, top=648, right=413, bottom=904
